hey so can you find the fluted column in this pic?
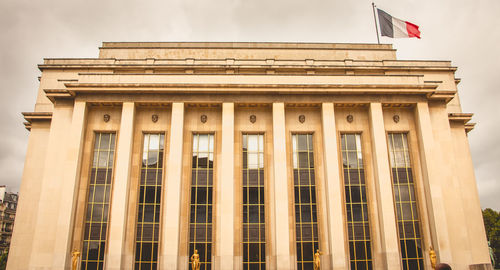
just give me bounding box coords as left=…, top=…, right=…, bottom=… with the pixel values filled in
left=369, top=102, right=401, bottom=269
left=106, top=102, right=135, bottom=269
left=321, top=103, right=348, bottom=269
left=272, top=103, right=292, bottom=270
left=161, top=102, right=185, bottom=269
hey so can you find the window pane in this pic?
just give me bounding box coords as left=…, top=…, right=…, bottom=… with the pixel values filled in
left=248, top=135, right=258, bottom=152
left=149, top=134, right=160, bottom=150
left=199, top=135, right=209, bottom=152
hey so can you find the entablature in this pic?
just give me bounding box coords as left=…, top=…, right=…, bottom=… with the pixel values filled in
left=40, top=79, right=455, bottom=105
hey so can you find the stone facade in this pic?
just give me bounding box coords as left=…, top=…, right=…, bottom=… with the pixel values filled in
left=8, top=42, right=492, bottom=270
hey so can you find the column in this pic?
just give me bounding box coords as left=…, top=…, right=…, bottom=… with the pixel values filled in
left=217, top=102, right=235, bottom=269
left=321, top=103, right=348, bottom=269
left=272, top=103, right=292, bottom=270
left=51, top=101, right=87, bottom=268
left=160, top=102, right=184, bottom=269
left=369, top=102, right=401, bottom=269
left=415, top=102, right=452, bottom=263
left=106, top=102, right=135, bottom=269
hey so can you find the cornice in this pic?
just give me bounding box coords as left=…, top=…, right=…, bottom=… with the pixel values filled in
left=75, top=73, right=427, bottom=78
left=37, top=63, right=457, bottom=73
left=428, top=91, right=455, bottom=102
left=465, top=123, right=476, bottom=133
left=59, top=82, right=456, bottom=102
left=44, top=89, right=75, bottom=102
left=448, top=112, right=474, bottom=124
left=22, top=112, right=53, bottom=131
left=23, top=122, right=31, bottom=131
left=448, top=112, right=475, bottom=133
left=64, top=82, right=438, bottom=94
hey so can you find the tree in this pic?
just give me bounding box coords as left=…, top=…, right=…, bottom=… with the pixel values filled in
left=483, top=208, right=500, bottom=269
left=0, top=248, right=8, bottom=270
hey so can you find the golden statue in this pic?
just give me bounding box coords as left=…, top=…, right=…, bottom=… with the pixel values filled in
left=313, top=249, right=322, bottom=270
left=191, top=249, right=200, bottom=270
left=71, top=249, right=81, bottom=270
left=429, top=245, right=437, bottom=269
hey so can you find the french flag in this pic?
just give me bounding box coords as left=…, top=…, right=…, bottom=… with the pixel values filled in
left=377, top=8, right=421, bottom=39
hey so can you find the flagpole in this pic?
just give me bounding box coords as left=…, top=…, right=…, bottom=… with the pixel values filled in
left=372, top=2, right=380, bottom=44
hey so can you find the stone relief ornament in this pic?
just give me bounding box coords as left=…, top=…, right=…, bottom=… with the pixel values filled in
left=299, top=115, right=306, bottom=123
left=250, top=114, right=257, bottom=123
left=152, top=114, right=159, bottom=123
left=200, top=114, right=208, bottom=123
left=393, top=114, right=400, bottom=123
left=103, top=114, right=110, bottom=122
left=347, top=114, right=354, bottom=123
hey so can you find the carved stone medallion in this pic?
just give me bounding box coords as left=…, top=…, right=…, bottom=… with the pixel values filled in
left=250, top=114, right=256, bottom=123
left=347, top=114, right=354, bottom=123
left=152, top=114, right=159, bottom=123
left=200, top=114, right=207, bottom=123
left=393, top=115, right=400, bottom=123
left=299, top=114, right=305, bottom=123
left=103, top=114, right=110, bottom=122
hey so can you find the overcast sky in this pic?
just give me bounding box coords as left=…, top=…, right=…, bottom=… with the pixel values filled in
left=1, top=0, right=498, bottom=209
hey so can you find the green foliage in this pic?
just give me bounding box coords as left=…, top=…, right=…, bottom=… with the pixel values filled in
left=483, top=208, right=500, bottom=268
left=0, top=248, right=8, bottom=270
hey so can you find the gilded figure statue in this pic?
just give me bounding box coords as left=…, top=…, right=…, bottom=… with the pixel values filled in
left=313, top=249, right=322, bottom=270
left=429, top=245, right=437, bottom=269
left=191, top=249, right=200, bottom=270
left=71, top=249, right=81, bottom=270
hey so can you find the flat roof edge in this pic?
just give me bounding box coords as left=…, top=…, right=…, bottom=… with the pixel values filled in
left=100, top=42, right=394, bottom=50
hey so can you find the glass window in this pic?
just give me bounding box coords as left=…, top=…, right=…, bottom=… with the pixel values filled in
left=135, top=134, right=165, bottom=269
left=341, top=134, right=373, bottom=270
left=81, top=133, right=116, bottom=270
left=292, top=134, right=319, bottom=270
left=189, top=134, right=214, bottom=270
left=388, top=133, right=424, bottom=270
left=242, top=134, right=266, bottom=270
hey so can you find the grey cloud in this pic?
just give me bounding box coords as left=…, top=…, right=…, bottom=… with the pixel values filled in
left=0, top=0, right=498, bottom=209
